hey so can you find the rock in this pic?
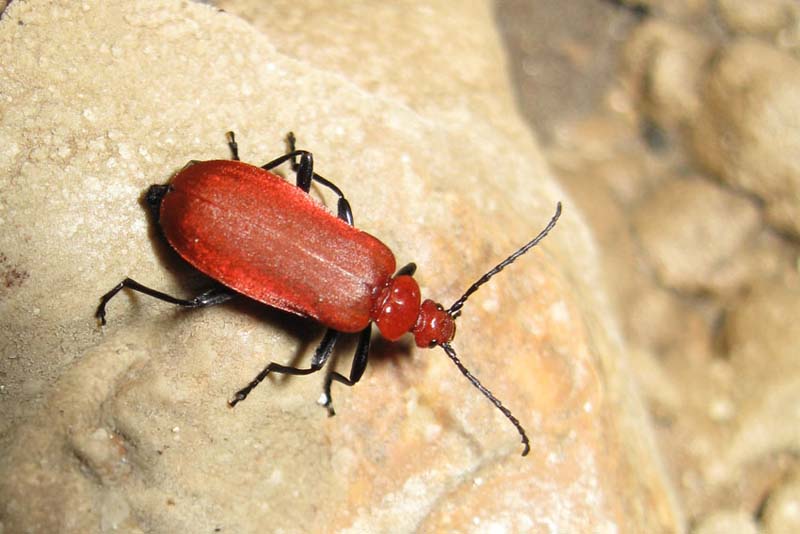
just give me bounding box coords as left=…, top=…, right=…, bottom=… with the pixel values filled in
left=623, top=20, right=712, bottom=129
left=217, top=0, right=528, bottom=142
left=692, top=509, right=759, bottom=534
left=691, top=38, right=800, bottom=237
left=631, top=176, right=759, bottom=293
left=719, top=279, right=800, bottom=470
left=715, top=0, right=799, bottom=36
left=723, top=278, right=800, bottom=399
left=619, top=0, right=710, bottom=20
left=763, top=476, right=800, bottom=534
left=0, top=1, right=681, bottom=532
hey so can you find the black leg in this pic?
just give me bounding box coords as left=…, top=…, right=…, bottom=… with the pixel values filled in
left=261, top=134, right=354, bottom=225
left=218, top=132, right=369, bottom=414
left=226, top=131, right=240, bottom=161
left=145, top=184, right=171, bottom=220
left=321, top=324, right=372, bottom=416
left=228, top=329, right=341, bottom=407
left=287, top=131, right=299, bottom=168
left=96, top=278, right=235, bottom=325
left=223, top=131, right=353, bottom=223
left=395, top=263, right=417, bottom=277
left=292, top=151, right=315, bottom=195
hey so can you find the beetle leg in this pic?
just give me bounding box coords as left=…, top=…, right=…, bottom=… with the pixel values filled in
left=321, top=324, right=371, bottom=416
left=395, top=263, right=417, bottom=277
left=226, top=131, right=240, bottom=161
left=287, top=131, right=299, bottom=170
left=295, top=152, right=354, bottom=225
left=261, top=136, right=355, bottom=226
left=96, top=278, right=234, bottom=325
left=292, top=151, right=315, bottom=193
left=228, top=329, right=341, bottom=407
left=301, top=161, right=354, bottom=226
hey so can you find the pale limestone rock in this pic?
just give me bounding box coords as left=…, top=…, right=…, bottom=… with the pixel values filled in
left=623, top=20, right=712, bottom=129
left=631, top=176, right=759, bottom=293
left=763, top=476, right=800, bottom=534
left=692, top=509, right=759, bottom=534
left=691, top=38, right=800, bottom=237
left=0, top=1, right=680, bottom=532
left=715, top=0, right=799, bottom=36
left=720, top=279, right=800, bottom=470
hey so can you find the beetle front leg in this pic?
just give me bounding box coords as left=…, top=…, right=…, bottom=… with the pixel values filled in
left=320, top=324, right=371, bottom=416
left=228, top=328, right=341, bottom=407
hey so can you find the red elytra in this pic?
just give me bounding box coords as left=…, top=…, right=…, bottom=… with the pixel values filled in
left=158, top=160, right=453, bottom=347
left=97, top=133, right=561, bottom=456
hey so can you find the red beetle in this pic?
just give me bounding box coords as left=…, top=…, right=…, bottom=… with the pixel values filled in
left=97, top=133, right=561, bottom=456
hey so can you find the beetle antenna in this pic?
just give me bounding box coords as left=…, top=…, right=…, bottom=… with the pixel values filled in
left=440, top=342, right=530, bottom=456
left=447, top=202, right=561, bottom=317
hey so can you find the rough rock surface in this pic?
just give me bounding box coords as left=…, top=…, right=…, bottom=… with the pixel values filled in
left=525, top=0, right=800, bottom=529
left=691, top=38, right=800, bottom=237
left=0, top=1, right=679, bottom=533
left=631, top=176, right=760, bottom=293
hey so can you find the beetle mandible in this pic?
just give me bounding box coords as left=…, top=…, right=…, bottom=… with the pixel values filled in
left=97, top=132, right=562, bottom=456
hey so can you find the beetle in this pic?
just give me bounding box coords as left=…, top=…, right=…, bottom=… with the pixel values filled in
left=96, top=132, right=561, bottom=456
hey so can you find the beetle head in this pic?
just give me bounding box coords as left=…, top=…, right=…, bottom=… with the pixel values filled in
left=412, top=299, right=456, bottom=348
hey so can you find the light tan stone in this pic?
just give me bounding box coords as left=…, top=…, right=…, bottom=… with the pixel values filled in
left=0, top=1, right=680, bottom=532
left=691, top=38, right=800, bottom=237
left=632, top=176, right=759, bottom=293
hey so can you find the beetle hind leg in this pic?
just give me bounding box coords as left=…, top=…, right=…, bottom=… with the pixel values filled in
left=320, top=325, right=371, bottom=416
left=228, top=328, right=341, bottom=407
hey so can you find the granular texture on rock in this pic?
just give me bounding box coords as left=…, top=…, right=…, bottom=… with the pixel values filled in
left=0, top=1, right=680, bottom=532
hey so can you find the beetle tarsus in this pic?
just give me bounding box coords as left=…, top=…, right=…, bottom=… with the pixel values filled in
left=226, top=131, right=240, bottom=161
left=317, top=391, right=336, bottom=416
left=228, top=391, right=247, bottom=407
left=95, top=278, right=235, bottom=328
left=95, top=304, right=109, bottom=326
